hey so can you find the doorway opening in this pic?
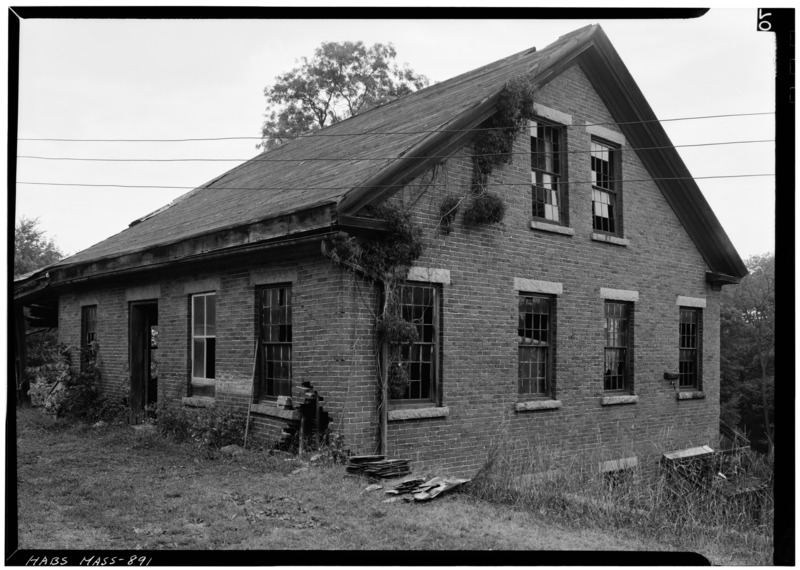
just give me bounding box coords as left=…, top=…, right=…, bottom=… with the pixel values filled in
left=129, top=301, right=158, bottom=424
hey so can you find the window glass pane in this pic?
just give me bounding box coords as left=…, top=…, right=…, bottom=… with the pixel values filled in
left=193, top=339, right=205, bottom=378
left=205, top=295, right=216, bottom=337
left=193, top=295, right=205, bottom=337
left=206, top=338, right=216, bottom=379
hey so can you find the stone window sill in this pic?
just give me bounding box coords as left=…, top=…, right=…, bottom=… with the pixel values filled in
left=530, top=220, right=575, bottom=236
left=388, top=407, right=449, bottom=421
left=515, top=399, right=562, bottom=412
left=677, top=391, right=705, bottom=400
left=250, top=403, right=301, bottom=420
left=600, top=395, right=639, bottom=406
left=591, top=232, right=630, bottom=247
left=182, top=396, right=215, bottom=408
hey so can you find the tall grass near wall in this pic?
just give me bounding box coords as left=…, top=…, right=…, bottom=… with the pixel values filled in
left=464, top=428, right=774, bottom=563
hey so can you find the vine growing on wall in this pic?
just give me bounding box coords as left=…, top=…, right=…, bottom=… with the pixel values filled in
left=464, top=74, right=537, bottom=227
left=324, top=203, right=423, bottom=453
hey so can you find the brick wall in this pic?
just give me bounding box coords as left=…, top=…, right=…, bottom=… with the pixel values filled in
left=57, top=63, right=723, bottom=478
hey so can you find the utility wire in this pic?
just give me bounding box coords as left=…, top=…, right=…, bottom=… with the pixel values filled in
left=15, top=173, right=775, bottom=190
left=15, top=138, right=775, bottom=163
left=16, top=112, right=775, bottom=143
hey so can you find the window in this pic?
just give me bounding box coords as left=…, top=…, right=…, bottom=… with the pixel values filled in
left=679, top=308, right=701, bottom=389
left=518, top=294, right=553, bottom=396
left=603, top=301, right=631, bottom=391
left=191, top=293, right=216, bottom=381
left=392, top=283, right=439, bottom=403
left=591, top=140, right=620, bottom=234
left=530, top=119, right=564, bottom=223
left=259, top=286, right=292, bottom=399
left=80, top=305, right=97, bottom=369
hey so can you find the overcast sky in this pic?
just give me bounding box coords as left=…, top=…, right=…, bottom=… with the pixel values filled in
left=13, top=7, right=776, bottom=262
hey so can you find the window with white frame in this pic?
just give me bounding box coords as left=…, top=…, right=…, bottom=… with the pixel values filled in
left=191, top=293, right=216, bottom=381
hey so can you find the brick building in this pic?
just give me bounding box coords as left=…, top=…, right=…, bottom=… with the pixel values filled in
left=14, top=25, right=747, bottom=477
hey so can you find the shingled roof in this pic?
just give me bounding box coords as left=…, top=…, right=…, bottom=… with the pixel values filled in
left=15, top=24, right=747, bottom=300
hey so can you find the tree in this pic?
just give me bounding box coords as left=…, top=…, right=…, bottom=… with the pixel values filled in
left=14, top=217, right=64, bottom=406
left=259, top=41, right=429, bottom=150
left=15, top=217, right=64, bottom=278
left=719, top=253, right=775, bottom=453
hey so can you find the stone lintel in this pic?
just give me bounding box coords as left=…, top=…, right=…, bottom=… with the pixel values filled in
left=514, top=278, right=563, bottom=296
left=586, top=124, right=626, bottom=146
left=599, top=288, right=639, bottom=302
left=676, top=296, right=706, bottom=308
left=407, top=267, right=451, bottom=285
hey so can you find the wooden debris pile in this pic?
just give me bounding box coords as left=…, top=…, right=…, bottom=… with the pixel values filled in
left=346, top=455, right=411, bottom=478
left=383, top=475, right=470, bottom=502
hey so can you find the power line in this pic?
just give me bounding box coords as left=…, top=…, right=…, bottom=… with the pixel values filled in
left=15, top=173, right=776, bottom=191
left=15, top=139, right=776, bottom=163
left=16, top=111, right=775, bottom=143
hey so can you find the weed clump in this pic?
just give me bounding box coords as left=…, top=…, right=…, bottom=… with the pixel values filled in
left=155, top=404, right=246, bottom=450
left=463, top=193, right=507, bottom=226
left=28, top=343, right=126, bottom=424
left=464, top=433, right=774, bottom=564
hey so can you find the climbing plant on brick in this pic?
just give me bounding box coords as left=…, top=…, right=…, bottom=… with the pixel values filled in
left=466, top=74, right=537, bottom=226
left=325, top=203, right=423, bottom=452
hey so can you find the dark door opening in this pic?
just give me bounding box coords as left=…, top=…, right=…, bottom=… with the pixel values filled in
left=130, top=301, right=158, bottom=424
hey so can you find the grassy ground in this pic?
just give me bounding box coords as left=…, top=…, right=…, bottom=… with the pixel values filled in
left=13, top=408, right=769, bottom=563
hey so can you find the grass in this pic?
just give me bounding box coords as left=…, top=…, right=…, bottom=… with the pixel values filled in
left=464, top=430, right=774, bottom=565
left=13, top=408, right=772, bottom=562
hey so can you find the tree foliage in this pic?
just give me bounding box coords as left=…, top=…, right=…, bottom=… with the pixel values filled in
left=259, top=41, right=428, bottom=149
left=719, top=253, right=775, bottom=453
left=15, top=217, right=64, bottom=278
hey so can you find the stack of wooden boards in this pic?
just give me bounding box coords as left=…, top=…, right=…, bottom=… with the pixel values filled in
left=346, top=455, right=411, bottom=478
left=384, top=475, right=470, bottom=502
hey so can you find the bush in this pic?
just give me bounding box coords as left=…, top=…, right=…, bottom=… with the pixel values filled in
left=155, top=403, right=246, bottom=449
left=28, top=343, right=126, bottom=424
left=463, top=192, right=506, bottom=226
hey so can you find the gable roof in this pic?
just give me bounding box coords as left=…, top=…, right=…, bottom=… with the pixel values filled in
left=15, top=24, right=746, bottom=300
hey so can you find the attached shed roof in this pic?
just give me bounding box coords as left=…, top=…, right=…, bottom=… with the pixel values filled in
left=15, top=24, right=747, bottom=300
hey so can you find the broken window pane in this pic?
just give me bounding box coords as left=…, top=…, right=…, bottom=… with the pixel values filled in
left=591, top=140, right=620, bottom=234
left=531, top=120, right=563, bottom=223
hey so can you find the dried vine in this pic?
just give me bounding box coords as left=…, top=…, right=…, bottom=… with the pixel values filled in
left=466, top=75, right=537, bottom=226
left=324, top=204, right=423, bottom=453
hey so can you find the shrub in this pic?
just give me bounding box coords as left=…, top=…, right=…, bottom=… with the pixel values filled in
left=29, top=343, right=126, bottom=424
left=155, top=403, right=246, bottom=449
left=463, top=192, right=507, bottom=226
